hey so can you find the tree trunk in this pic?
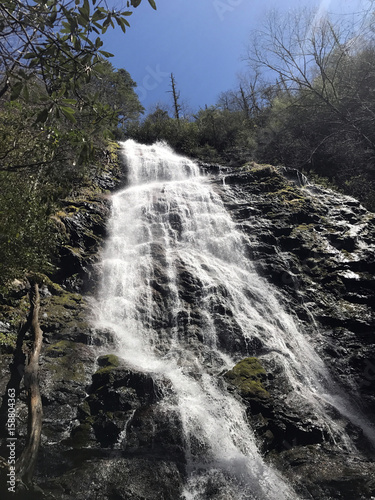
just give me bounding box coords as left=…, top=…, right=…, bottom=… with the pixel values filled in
left=170, top=73, right=181, bottom=124
left=16, top=282, right=43, bottom=484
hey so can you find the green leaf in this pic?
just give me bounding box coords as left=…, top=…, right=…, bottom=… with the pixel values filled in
left=22, top=84, right=30, bottom=103
left=28, top=58, right=39, bottom=69
left=103, top=14, right=112, bottom=29
left=61, top=21, right=71, bottom=33
left=99, top=50, right=114, bottom=58
left=79, top=0, right=90, bottom=20
left=148, top=0, right=157, bottom=10
left=131, top=0, right=142, bottom=7
left=62, top=99, right=77, bottom=105
left=77, top=14, right=88, bottom=27
left=60, top=106, right=77, bottom=123
left=92, top=9, right=106, bottom=22
left=68, top=16, right=78, bottom=32
left=17, top=69, right=29, bottom=79
left=57, top=84, right=67, bottom=98
left=116, top=17, right=126, bottom=33
left=47, top=10, right=57, bottom=26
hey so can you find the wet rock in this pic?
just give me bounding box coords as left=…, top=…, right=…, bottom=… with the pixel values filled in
left=54, top=196, right=111, bottom=292
left=38, top=457, right=183, bottom=500
left=224, top=357, right=269, bottom=399
left=215, top=161, right=375, bottom=496
left=217, top=164, right=375, bottom=418
left=224, top=356, right=326, bottom=455
left=271, top=446, right=375, bottom=500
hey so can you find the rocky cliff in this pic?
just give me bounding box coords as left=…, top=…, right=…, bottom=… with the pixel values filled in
left=219, top=164, right=375, bottom=498
left=0, top=148, right=374, bottom=499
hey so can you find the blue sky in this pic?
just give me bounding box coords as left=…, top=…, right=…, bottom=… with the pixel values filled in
left=102, top=0, right=371, bottom=115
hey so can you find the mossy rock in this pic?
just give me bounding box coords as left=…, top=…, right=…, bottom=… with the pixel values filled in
left=68, top=422, right=95, bottom=448
left=225, top=357, right=270, bottom=399
left=48, top=291, right=83, bottom=308
left=242, top=162, right=275, bottom=173
left=45, top=358, right=86, bottom=384
left=97, top=354, right=121, bottom=368
left=41, top=291, right=87, bottom=332
left=93, top=354, right=121, bottom=377
left=29, top=273, right=64, bottom=294
left=0, top=324, right=17, bottom=352
left=44, top=340, right=88, bottom=383
left=45, top=339, right=77, bottom=356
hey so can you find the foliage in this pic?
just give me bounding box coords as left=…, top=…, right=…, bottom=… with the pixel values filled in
left=128, top=3, right=375, bottom=212
left=132, top=5, right=375, bottom=210
left=0, top=170, right=58, bottom=283
left=0, top=0, right=155, bottom=103
left=128, top=104, right=256, bottom=162
left=0, top=0, right=154, bottom=284
left=0, top=0, right=153, bottom=165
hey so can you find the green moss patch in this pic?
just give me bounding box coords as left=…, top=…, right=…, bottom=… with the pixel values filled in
left=97, top=354, right=120, bottom=368
left=45, top=339, right=77, bottom=355
left=225, top=357, right=270, bottom=399
left=94, top=354, right=121, bottom=376
left=44, top=340, right=87, bottom=383
left=41, top=290, right=89, bottom=333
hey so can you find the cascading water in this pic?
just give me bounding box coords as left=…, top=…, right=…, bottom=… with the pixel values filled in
left=94, top=139, right=371, bottom=499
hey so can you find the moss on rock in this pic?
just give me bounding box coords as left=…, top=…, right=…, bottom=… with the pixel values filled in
left=40, top=290, right=89, bottom=335
left=68, top=422, right=95, bottom=448
left=97, top=354, right=120, bottom=368
left=94, top=354, right=121, bottom=376
left=225, top=357, right=270, bottom=399
left=42, top=339, right=93, bottom=390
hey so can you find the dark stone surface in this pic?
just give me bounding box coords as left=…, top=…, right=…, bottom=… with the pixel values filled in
left=215, top=162, right=375, bottom=498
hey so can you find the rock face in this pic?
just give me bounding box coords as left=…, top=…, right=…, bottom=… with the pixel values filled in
left=0, top=151, right=375, bottom=499
left=221, top=164, right=375, bottom=415
left=219, top=164, right=375, bottom=498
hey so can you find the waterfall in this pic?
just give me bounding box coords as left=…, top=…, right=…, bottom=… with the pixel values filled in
left=94, top=140, right=368, bottom=499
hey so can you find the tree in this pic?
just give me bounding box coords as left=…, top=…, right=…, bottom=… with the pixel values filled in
left=0, top=0, right=158, bottom=172
left=218, top=72, right=263, bottom=120
left=0, top=0, right=156, bottom=164
left=0, top=0, right=156, bottom=101
left=168, top=73, right=182, bottom=124
left=75, top=61, right=144, bottom=139
left=246, top=7, right=375, bottom=151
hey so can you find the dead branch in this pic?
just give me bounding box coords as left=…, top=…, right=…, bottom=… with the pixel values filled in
left=15, top=281, right=43, bottom=484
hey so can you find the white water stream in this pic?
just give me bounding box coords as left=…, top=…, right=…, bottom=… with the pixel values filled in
left=94, top=140, right=368, bottom=499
